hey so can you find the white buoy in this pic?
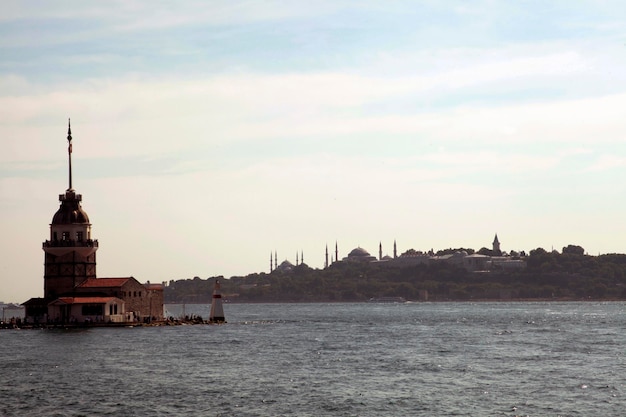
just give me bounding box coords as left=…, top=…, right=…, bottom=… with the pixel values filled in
left=209, top=279, right=225, bottom=323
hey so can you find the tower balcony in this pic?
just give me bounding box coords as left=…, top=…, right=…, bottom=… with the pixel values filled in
left=43, top=239, right=99, bottom=257
left=59, top=192, right=81, bottom=202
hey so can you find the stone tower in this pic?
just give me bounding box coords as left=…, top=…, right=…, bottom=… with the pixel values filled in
left=42, top=121, right=98, bottom=299
left=492, top=234, right=501, bottom=255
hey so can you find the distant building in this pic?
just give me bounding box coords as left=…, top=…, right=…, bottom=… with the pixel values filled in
left=463, top=253, right=491, bottom=271
left=274, top=260, right=295, bottom=273
left=489, top=257, right=526, bottom=271
left=493, top=234, right=502, bottom=255
left=342, top=247, right=377, bottom=263
left=1, top=303, right=25, bottom=321
left=431, top=251, right=468, bottom=267
left=325, top=237, right=525, bottom=272
left=23, top=121, right=163, bottom=324
left=393, top=248, right=430, bottom=267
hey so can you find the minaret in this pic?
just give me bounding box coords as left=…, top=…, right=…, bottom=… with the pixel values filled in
left=379, top=241, right=382, bottom=260
left=301, top=250, right=304, bottom=265
left=394, top=240, right=397, bottom=259
left=335, top=241, right=338, bottom=264
left=270, top=252, right=273, bottom=272
left=296, top=252, right=299, bottom=266
left=42, top=120, right=98, bottom=299
left=209, top=279, right=226, bottom=323
left=275, top=251, right=277, bottom=270
left=325, top=244, right=329, bottom=268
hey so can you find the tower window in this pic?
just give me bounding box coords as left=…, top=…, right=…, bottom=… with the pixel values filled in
left=76, top=231, right=83, bottom=241
left=62, top=232, right=70, bottom=241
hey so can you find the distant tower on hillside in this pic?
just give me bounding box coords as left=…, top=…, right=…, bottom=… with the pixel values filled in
left=379, top=241, right=382, bottom=260
left=270, top=252, right=273, bottom=272
left=301, top=250, right=304, bottom=265
left=296, top=252, right=299, bottom=266
left=393, top=240, right=397, bottom=259
left=493, top=234, right=501, bottom=255
left=335, top=241, right=338, bottom=264
left=209, top=279, right=225, bottom=323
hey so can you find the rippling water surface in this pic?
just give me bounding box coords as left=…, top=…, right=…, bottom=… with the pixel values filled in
left=1, top=302, right=625, bottom=416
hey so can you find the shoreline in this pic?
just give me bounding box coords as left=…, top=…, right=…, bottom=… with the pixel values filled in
left=0, top=317, right=225, bottom=330
left=165, top=297, right=626, bottom=304
left=5, top=298, right=623, bottom=330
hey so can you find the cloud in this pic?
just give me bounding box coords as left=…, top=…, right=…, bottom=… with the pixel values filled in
left=0, top=1, right=346, bottom=48
left=585, top=155, right=626, bottom=172
left=3, top=64, right=626, bottom=172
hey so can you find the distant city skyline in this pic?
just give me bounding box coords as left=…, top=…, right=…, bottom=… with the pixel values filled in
left=3, top=1, right=626, bottom=302
left=270, top=234, right=507, bottom=271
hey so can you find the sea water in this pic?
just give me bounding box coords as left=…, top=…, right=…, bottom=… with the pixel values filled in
left=1, top=302, right=625, bottom=416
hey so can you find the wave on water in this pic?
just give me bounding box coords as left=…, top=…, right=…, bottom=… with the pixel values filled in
left=2, top=301, right=625, bottom=416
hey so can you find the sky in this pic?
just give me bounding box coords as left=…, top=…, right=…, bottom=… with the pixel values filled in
left=2, top=1, right=626, bottom=302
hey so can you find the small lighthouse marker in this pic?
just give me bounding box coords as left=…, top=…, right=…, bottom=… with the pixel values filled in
left=209, top=279, right=226, bottom=323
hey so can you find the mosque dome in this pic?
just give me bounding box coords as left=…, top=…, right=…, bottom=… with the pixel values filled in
left=275, top=260, right=294, bottom=273
left=342, top=247, right=377, bottom=263
left=51, top=191, right=90, bottom=225
left=348, top=247, right=371, bottom=257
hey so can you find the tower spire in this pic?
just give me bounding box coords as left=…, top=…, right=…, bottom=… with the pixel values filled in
left=493, top=233, right=501, bottom=255
left=67, top=118, right=73, bottom=191
left=325, top=244, right=329, bottom=268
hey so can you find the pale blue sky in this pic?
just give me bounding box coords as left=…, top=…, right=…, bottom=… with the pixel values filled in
left=2, top=1, right=626, bottom=301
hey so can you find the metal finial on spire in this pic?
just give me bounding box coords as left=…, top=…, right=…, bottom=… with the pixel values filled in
left=67, top=118, right=73, bottom=191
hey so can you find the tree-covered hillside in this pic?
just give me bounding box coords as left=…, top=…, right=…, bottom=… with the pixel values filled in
left=164, top=247, right=626, bottom=303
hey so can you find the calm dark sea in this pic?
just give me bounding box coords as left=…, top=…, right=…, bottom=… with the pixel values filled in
left=1, top=302, right=625, bottom=416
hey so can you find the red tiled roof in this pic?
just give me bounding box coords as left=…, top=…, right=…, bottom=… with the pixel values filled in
left=50, top=296, right=119, bottom=305
left=77, top=278, right=131, bottom=288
